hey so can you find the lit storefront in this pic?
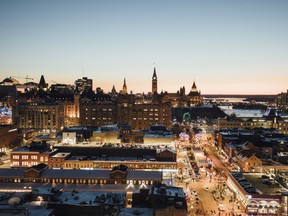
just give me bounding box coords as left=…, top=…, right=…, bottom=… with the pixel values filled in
left=246, top=198, right=280, bottom=216
left=227, top=173, right=282, bottom=216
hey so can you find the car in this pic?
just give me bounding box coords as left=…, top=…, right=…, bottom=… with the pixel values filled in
left=247, top=191, right=258, bottom=194
left=246, top=188, right=257, bottom=192
left=205, top=186, right=209, bottom=191
left=275, top=189, right=286, bottom=193
left=244, top=186, right=255, bottom=190
left=218, top=204, right=225, bottom=211
left=240, top=182, right=250, bottom=187
left=261, top=175, right=270, bottom=179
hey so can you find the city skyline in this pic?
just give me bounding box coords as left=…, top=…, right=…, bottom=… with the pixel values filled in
left=0, top=0, right=287, bottom=94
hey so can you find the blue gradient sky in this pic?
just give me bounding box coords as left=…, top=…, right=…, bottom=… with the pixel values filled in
left=0, top=0, right=287, bottom=94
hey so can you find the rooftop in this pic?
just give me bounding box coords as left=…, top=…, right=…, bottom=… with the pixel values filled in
left=152, top=185, right=185, bottom=197
left=51, top=152, right=71, bottom=158
left=118, top=208, right=153, bottom=216
left=57, top=191, right=125, bottom=206
left=232, top=172, right=287, bottom=195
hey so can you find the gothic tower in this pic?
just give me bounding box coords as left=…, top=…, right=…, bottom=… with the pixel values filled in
left=191, top=81, right=198, bottom=92
left=152, top=67, right=157, bottom=94
left=122, top=78, right=127, bottom=94
left=38, top=75, right=48, bottom=91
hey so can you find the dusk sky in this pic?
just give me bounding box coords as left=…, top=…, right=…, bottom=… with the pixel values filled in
left=0, top=0, right=287, bottom=94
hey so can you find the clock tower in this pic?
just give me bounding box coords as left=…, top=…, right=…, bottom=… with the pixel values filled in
left=152, top=67, right=157, bottom=94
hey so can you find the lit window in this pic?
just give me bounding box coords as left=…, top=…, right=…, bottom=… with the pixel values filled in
left=13, top=161, right=19, bottom=166
left=22, top=161, right=29, bottom=166
left=22, top=155, right=28, bottom=160
left=13, top=155, right=19, bottom=159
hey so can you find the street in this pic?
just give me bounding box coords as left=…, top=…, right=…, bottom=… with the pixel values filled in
left=175, top=128, right=245, bottom=216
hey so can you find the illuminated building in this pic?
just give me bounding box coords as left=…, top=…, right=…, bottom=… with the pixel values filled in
left=10, top=141, right=53, bottom=167
left=0, top=125, right=18, bottom=152
left=0, top=164, right=162, bottom=186
left=13, top=102, right=65, bottom=132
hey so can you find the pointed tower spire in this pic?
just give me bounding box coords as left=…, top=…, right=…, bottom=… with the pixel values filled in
left=191, top=81, right=197, bottom=92
left=152, top=67, right=157, bottom=79
left=122, top=78, right=127, bottom=94
left=152, top=67, right=157, bottom=94
left=112, top=85, right=116, bottom=92
left=38, top=75, right=47, bottom=91
left=111, top=84, right=117, bottom=95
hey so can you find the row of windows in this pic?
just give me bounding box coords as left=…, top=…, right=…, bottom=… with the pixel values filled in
left=64, top=162, right=176, bottom=170
left=0, top=178, right=157, bottom=185
left=133, top=117, right=160, bottom=121
left=82, top=108, right=169, bottom=112
left=220, top=123, right=270, bottom=127
left=12, top=155, right=38, bottom=160
left=12, top=161, right=38, bottom=166
left=85, top=108, right=113, bottom=111
left=49, top=179, right=155, bottom=185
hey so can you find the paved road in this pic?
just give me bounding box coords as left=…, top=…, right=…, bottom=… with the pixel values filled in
left=178, top=130, right=246, bottom=216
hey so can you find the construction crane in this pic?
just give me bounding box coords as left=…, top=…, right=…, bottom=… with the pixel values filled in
left=11, top=76, right=34, bottom=83
left=50, top=80, right=58, bottom=84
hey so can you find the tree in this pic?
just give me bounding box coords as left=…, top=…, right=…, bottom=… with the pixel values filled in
left=183, top=112, right=191, bottom=123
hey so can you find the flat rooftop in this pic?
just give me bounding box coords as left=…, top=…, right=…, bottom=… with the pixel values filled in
left=119, top=208, right=153, bottom=216
left=57, top=191, right=125, bottom=206
left=152, top=185, right=185, bottom=197
left=51, top=152, right=70, bottom=158
left=66, top=155, right=162, bottom=162
left=55, top=142, right=176, bottom=150
left=242, top=173, right=287, bottom=195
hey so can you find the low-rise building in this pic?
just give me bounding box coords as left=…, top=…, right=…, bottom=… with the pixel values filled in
left=58, top=145, right=177, bottom=172
left=0, top=125, right=18, bottom=152
left=91, top=125, right=120, bottom=143
left=49, top=152, right=71, bottom=169
left=0, top=164, right=162, bottom=186
left=227, top=172, right=283, bottom=216
left=10, top=141, right=54, bottom=167
left=235, top=150, right=262, bottom=172
left=132, top=184, right=187, bottom=216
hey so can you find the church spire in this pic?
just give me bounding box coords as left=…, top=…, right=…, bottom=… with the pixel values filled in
left=38, top=75, right=47, bottom=91
left=122, top=78, right=127, bottom=94
left=191, top=81, right=197, bottom=92
left=111, top=85, right=117, bottom=95
left=152, top=67, right=157, bottom=80
left=152, top=67, right=157, bottom=94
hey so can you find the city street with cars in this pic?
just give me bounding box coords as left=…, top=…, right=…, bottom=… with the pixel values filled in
left=175, top=123, right=245, bottom=216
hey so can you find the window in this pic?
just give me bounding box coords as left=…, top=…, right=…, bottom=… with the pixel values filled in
left=13, top=161, right=19, bottom=166
left=13, top=155, right=19, bottom=159
left=22, top=155, right=28, bottom=160
left=31, top=155, right=38, bottom=160
left=22, top=161, right=29, bottom=166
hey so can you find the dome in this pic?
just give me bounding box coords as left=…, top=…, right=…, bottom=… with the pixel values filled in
left=2, top=77, right=19, bottom=85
